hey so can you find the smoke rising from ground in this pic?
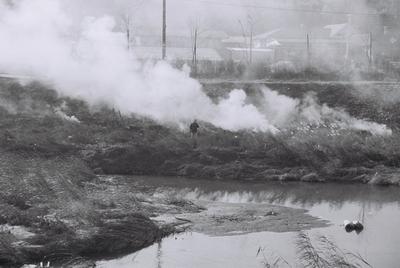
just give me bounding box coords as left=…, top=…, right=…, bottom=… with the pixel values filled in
left=0, top=0, right=392, bottom=135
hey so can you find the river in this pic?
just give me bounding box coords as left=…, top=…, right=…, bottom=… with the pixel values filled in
left=97, top=176, right=400, bottom=268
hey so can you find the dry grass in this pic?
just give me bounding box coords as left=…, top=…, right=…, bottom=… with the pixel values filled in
left=259, top=232, right=373, bottom=268
left=0, top=232, right=23, bottom=265
left=257, top=246, right=292, bottom=268
left=296, top=232, right=373, bottom=268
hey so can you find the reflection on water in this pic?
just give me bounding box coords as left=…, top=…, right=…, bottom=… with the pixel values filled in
left=125, top=175, right=400, bottom=209
left=98, top=176, right=400, bottom=268
left=156, top=242, right=162, bottom=268
left=98, top=232, right=296, bottom=268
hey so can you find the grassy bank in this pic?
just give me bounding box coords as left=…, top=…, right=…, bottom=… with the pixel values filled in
left=1, top=79, right=400, bottom=186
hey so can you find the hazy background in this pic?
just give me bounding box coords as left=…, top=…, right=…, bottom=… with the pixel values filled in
left=60, top=0, right=378, bottom=35
left=0, top=0, right=394, bottom=135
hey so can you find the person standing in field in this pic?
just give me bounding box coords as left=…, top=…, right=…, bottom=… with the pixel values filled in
left=190, top=119, right=199, bottom=138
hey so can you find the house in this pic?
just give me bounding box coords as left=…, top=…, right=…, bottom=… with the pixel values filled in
left=131, top=46, right=223, bottom=76
left=221, top=26, right=352, bottom=67
left=221, top=32, right=278, bottom=63
left=129, top=28, right=225, bottom=62
left=132, top=46, right=222, bottom=62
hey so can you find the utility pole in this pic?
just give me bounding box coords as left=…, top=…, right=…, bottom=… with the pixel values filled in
left=126, top=29, right=130, bottom=50
left=126, top=16, right=131, bottom=51
left=238, top=20, right=249, bottom=64
left=192, top=27, right=198, bottom=76
left=368, top=32, right=373, bottom=67
left=306, top=33, right=311, bottom=66
left=248, top=15, right=254, bottom=65
left=162, top=0, right=167, bottom=60
left=249, top=25, right=253, bottom=64
left=345, top=14, right=353, bottom=64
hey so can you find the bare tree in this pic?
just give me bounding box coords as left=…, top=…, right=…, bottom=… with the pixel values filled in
left=117, top=0, right=145, bottom=51
left=238, top=14, right=255, bottom=65
left=120, top=14, right=133, bottom=50
left=188, top=17, right=204, bottom=76
left=248, top=15, right=255, bottom=65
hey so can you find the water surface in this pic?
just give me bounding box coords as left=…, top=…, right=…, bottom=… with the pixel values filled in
left=98, top=176, right=400, bottom=268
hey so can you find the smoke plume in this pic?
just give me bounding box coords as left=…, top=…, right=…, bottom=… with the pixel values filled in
left=0, top=0, right=392, bottom=135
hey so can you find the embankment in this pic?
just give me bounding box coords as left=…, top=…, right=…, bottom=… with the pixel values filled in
left=1, top=78, right=400, bottom=186
left=87, top=81, right=400, bottom=186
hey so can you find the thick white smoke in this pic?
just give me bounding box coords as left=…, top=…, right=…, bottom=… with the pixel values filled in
left=0, top=0, right=278, bottom=132
left=0, top=0, right=392, bottom=136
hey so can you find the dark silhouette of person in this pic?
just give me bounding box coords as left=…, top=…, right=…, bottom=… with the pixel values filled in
left=190, top=120, right=199, bottom=138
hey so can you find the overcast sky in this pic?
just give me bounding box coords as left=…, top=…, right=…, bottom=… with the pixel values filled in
left=59, top=0, right=375, bottom=36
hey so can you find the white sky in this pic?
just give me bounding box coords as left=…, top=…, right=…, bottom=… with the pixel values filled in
left=60, top=0, right=374, bottom=36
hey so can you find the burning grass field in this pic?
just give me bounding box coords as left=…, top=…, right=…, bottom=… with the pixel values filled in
left=1, top=79, right=400, bottom=184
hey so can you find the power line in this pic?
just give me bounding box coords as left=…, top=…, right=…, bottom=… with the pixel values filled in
left=178, top=0, right=380, bottom=16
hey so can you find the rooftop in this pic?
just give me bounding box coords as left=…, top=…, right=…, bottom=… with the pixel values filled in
left=132, top=46, right=222, bottom=61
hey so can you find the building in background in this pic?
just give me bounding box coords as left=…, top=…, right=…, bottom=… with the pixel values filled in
left=221, top=26, right=349, bottom=69
left=126, top=11, right=399, bottom=77
left=128, top=29, right=225, bottom=76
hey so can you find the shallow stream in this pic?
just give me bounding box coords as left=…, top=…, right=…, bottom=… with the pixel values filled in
left=98, top=176, right=400, bottom=268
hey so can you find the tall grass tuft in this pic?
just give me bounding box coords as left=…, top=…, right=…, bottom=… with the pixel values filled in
left=0, top=232, right=23, bottom=265
left=296, top=232, right=372, bottom=268
left=259, top=232, right=373, bottom=268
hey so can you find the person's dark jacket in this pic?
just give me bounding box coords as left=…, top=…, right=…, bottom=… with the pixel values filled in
left=190, top=122, right=199, bottom=133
